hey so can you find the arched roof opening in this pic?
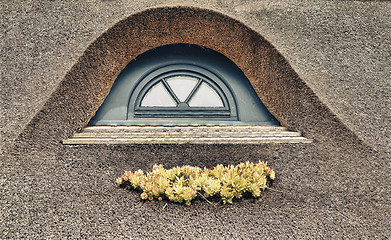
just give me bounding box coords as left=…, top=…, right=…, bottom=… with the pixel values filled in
left=89, top=43, right=280, bottom=126
left=18, top=6, right=358, bottom=146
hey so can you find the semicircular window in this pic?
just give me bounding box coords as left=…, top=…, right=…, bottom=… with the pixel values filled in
left=88, top=44, right=279, bottom=126
left=133, top=67, right=234, bottom=120
left=141, top=76, right=224, bottom=108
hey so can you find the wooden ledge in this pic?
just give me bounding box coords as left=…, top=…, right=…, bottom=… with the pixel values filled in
left=63, top=126, right=313, bottom=145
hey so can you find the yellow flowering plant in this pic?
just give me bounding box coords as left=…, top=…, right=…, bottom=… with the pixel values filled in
left=116, top=161, right=275, bottom=206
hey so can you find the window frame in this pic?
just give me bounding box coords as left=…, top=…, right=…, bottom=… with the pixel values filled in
left=130, top=65, right=237, bottom=120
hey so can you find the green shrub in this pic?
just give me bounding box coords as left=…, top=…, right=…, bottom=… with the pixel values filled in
left=116, top=161, right=275, bottom=206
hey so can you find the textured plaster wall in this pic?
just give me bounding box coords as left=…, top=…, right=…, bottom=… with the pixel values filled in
left=1, top=0, right=390, bottom=154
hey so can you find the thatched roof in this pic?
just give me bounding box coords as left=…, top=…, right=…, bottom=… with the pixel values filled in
left=1, top=1, right=390, bottom=238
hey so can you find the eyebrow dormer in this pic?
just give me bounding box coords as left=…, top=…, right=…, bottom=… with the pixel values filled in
left=88, top=44, right=279, bottom=127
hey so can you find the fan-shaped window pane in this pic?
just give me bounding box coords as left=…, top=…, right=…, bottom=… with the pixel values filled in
left=166, top=76, right=198, bottom=102
left=141, top=82, right=177, bottom=107
left=188, top=82, right=224, bottom=107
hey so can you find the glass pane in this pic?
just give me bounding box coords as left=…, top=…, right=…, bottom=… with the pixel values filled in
left=166, top=76, right=198, bottom=102
left=188, top=82, right=224, bottom=107
left=141, top=81, right=177, bottom=107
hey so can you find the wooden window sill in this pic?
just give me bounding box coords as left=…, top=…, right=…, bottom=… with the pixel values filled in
left=63, top=126, right=312, bottom=145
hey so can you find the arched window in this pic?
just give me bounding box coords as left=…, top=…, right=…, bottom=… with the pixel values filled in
left=89, top=44, right=279, bottom=126
left=129, top=64, right=237, bottom=122
left=64, top=44, right=312, bottom=144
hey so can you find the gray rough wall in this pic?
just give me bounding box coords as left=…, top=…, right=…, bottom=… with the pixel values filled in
left=1, top=0, right=390, bottom=154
